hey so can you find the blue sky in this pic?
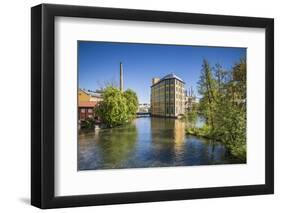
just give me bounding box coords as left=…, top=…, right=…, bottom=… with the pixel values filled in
left=78, top=41, right=246, bottom=103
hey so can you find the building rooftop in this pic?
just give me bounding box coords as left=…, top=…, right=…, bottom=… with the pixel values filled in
left=160, top=73, right=185, bottom=83
left=80, top=88, right=102, bottom=97
left=78, top=101, right=98, bottom=108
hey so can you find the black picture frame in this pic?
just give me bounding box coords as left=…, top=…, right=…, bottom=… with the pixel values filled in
left=31, top=3, right=274, bottom=209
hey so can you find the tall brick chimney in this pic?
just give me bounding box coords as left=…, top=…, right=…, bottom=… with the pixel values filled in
left=120, top=62, right=123, bottom=92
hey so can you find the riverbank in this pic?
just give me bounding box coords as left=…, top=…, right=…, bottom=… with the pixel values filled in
left=186, top=126, right=213, bottom=139
left=186, top=125, right=246, bottom=162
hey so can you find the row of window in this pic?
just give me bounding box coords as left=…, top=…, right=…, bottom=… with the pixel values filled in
left=152, top=88, right=184, bottom=96
left=151, top=97, right=182, bottom=102
left=152, top=94, right=175, bottom=99
left=152, top=106, right=184, bottom=115
left=175, top=94, right=184, bottom=99
left=154, top=79, right=175, bottom=87
left=175, top=101, right=184, bottom=106
left=80, top=108, right=93, bottom=113
left=175, top=80, right=184, bottom=87
left=175, top=87, right=184, bottom=93
left=166, top=107, right=174, bottom=114
left=152, top=79, right=184, bottom=88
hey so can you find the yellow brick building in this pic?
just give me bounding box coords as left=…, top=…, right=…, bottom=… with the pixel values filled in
left=78, top=89, right=91, bottom=102
left=151, top=74, right=185, bottom=118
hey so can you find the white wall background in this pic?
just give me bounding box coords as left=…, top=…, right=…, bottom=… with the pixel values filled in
left=0, top=0, right=279, bottom=212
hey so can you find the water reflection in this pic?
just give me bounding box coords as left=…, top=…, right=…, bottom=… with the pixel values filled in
left=78, top=117, right=243, bottom=170
left=79, top=124, right=137, bottom=169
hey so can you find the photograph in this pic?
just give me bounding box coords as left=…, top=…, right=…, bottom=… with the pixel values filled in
left=77, top=41, right=247, bottom=170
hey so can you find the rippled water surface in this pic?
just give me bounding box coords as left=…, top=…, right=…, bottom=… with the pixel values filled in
left=78, top=117, right=243, bottom=170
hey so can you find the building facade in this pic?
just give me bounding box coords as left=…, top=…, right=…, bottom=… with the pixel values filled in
left=184, top=87, right=198, bottom=112
left=151, top=74, right=185, bottom=118
left=78, top=89, right=103, bottom=120
left=78, top=101, right=97, bottom=120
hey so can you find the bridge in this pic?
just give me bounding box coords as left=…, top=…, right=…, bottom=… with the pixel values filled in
left=136, top=112, right=151, bottom=117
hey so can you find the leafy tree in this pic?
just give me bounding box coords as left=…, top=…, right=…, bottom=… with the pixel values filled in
left=81, top=117, right=95, bottom=129
left=185, top=102, right=198, bottom=128
left=95, top=87, right=129, bottom=127
left=95, top=86, right=139, bottom=128
left=191, top=58, right=246, bottom=161
left=220, top=58, right=246, bottom=160
left=123, top=89, right=139, bottom=120
left=214, top=63, right=228, bottom=94
left=233, top=58, right=246, bottom=83
left=197, top=59, right=217, bottom=131
left=232, top=58, right=246, bottom=103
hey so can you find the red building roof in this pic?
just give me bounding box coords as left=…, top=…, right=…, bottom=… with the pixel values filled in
left=79, top=101, right=98, bottom=107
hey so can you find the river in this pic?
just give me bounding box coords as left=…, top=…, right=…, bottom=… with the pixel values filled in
left=78, top=117, right=242, bottom=170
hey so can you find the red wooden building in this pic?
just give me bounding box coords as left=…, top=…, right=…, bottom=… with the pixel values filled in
left=78, top=101, right=98, bottom=120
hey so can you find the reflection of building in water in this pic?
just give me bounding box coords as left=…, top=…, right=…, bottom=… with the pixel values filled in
left=150, top=117, right=185, bottom=146
left=151, top=73, right=185, bottom=118
left=173, top=119, right=186, bottom=145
